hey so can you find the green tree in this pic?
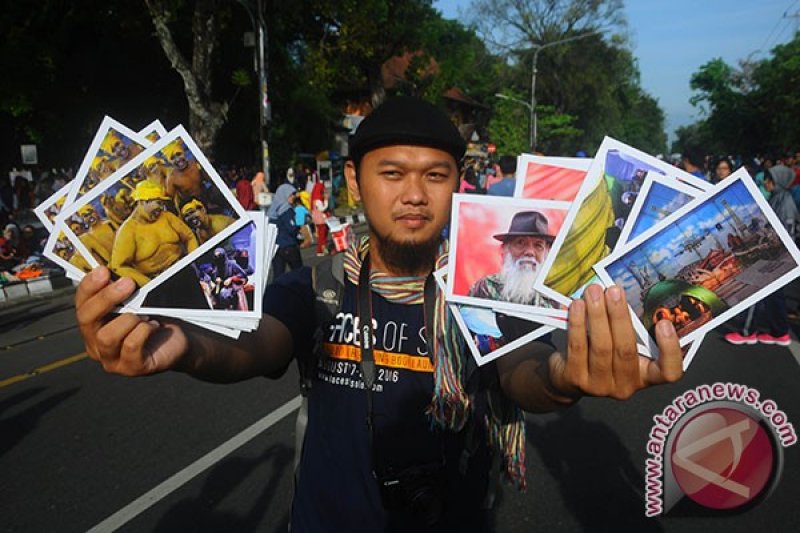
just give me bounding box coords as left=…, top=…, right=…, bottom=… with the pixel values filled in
left=671, top=122, right=715, bottom=155
left=751, top=35, right=800, bottom=150
left=303, top=0, right=437, bottom=108
left=487, top=90, right=529, bottom=155
left=466, top=0, right=666, bottom=156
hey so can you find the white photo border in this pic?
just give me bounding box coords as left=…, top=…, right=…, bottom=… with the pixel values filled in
left=34, top=180, right=72, bottom=232
left=435, top=268, right=556, bottom=366
left=594, top=168, right=800, bottom=355
left=446, top=193, right=571, bottom=318
left=534, top=136, right=715, bottom=307
left=65, top=116, right=150, bottom=206
left=616, top=172, right=706, bottom=250
left=55, top=126, right=249, bottom=299
left=513, top=155, right=592, bottom=199
left=133, top=212, right=266, bottom=320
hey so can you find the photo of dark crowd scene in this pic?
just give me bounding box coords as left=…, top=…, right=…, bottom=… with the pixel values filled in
left=140, top=222, right=257, bottom=312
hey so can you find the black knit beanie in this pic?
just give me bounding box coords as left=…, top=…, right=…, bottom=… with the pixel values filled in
left=349, top=96, right=466, bottom=166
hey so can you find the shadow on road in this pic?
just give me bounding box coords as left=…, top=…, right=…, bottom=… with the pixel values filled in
left=0, top=386, right=80, bottom=457
left=152, top=443, right=292, bottom=533
left=525, top=404, right=664, bottom=533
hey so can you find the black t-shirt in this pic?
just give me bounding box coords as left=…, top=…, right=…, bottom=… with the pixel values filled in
left=263, top=267, right=492, bottom=532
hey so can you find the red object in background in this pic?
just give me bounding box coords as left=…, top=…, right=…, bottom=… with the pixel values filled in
left=332, top=224, right=353, bottom=253
left=522, top=162, right=587, bottom=202
left=487, top=143, right=496, bottom=154
left=316, top=223, right=329, bottom=254
left=235, top=179, right=256, bottom=210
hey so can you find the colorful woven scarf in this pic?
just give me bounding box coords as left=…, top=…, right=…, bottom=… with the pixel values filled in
left=343, top=235, right=527, bottom=489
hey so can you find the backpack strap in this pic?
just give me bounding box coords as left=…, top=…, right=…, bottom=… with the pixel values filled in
left=299, top=252, right=346, bottom=394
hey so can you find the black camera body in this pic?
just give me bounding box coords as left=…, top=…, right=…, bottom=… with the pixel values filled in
left=377, top=462, right=447, bottom=526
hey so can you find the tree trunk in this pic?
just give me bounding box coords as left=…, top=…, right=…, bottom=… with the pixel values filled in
left=368, top=64, right=386, bottom=110
left=144, top=0, right=227, bottom=157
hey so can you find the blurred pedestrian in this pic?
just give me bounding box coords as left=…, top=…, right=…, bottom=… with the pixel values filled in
left=235, top=174, right=256, bottom=210
left=713, top=157, right=733, bottom=183
left=725, top=165, right=798, bottom=346
left=267, top=184, right=302, bottom=276
left=459, top=166, right=483, bottom=194
left=252, top=171, right=270, bottom=211
left=681, top=146, right=708, bottom=180
left=311, top=177, right=329, bottom=256
left=0, top=224, right=20, bottom=270
left=487, top=155, right=517, bottom=196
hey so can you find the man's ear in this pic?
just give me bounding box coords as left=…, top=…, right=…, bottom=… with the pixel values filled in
left=344, top=160, right=361, bottom=202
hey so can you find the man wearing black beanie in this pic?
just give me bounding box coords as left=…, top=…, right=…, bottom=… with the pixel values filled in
left=74, top=96, right=684, bottom=532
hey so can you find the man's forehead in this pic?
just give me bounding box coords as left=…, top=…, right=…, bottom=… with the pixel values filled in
left=362, top=145, right=457, bottom=168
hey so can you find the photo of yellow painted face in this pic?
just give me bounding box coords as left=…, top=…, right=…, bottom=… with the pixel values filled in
left=139, top=198, right=166, bottom=222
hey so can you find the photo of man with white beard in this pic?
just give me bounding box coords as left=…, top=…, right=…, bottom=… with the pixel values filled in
left=469, top=211, right=560, bottom=309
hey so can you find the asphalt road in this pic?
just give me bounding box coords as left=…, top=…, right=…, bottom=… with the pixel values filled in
left=1, top=244, right=799, bottom=532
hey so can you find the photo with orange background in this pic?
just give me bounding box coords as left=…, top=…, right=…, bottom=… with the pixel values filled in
left=451, top=198, right=569, bottom=296
left=521, top=161, right=587, bottom=201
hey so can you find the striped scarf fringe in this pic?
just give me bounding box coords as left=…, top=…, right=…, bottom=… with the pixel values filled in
left=343, top=235, right=527, bottom=489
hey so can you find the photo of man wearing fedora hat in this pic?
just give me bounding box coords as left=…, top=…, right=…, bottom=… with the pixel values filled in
left=469, top=210, right=559, bottom=307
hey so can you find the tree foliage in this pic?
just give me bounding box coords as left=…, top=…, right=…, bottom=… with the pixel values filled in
left=302, top=0, right=436, bottom=107
left=467, top=0, right=666, bottom=156
left=681, top=33, right=800, bottom=155
left=0, top=0, right=673, bottom=173
left=487, top=90, right=530, bottom=155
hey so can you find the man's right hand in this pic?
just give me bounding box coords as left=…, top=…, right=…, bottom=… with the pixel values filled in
left=76, top=266, right=189, bottom=376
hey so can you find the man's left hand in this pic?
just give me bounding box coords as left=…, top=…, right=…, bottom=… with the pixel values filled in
left=548, top=283, right=683, bottom=401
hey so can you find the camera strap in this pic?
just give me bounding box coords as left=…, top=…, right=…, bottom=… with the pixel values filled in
left=357, top=253, right=437, bottom=477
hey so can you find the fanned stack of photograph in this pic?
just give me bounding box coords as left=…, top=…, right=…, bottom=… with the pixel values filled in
left=445, top=137, right=800, bottom=370
left=34, top=117, right=277, bottom=339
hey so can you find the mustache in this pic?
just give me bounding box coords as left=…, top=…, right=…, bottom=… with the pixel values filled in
left=514, top=257, right=539, bottom=268
left=393, top=210, right=432, bottom=221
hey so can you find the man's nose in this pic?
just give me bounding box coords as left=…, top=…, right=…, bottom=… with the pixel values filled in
left=400, top=174, right=428, bottom=204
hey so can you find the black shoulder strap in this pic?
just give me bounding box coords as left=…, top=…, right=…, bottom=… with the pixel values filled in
left=312, top=253, right=346, bottom=323
left=299, top=253, right=346, bottom=393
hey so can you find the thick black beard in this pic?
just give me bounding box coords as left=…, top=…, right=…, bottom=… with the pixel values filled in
left=370, top=226, right=441, bottom=276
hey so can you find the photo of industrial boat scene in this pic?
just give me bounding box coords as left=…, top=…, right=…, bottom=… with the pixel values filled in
left=600, top=178, right=800, bottom=340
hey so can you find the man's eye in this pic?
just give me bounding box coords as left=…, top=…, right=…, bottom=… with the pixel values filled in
left=382, top=170, right=402, bottom=178
left=428, top=172, right=448, bottom=181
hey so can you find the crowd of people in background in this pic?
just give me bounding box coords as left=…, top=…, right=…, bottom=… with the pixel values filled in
left=0, top=168, right=72, bottom=285
left=0, top=160, right=352, bottom=287
left=6, top=147, right=800, bottom=307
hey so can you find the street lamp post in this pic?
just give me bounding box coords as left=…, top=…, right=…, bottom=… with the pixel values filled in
left=528, top=31, right=603, bottom=152
left=239, top=0, right=271, bottom=183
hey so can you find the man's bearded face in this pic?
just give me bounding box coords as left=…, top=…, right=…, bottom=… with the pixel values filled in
left=139, top=199, right=165, bottom=222
left=183, top=205, right=209, bottom=229
left=171, top=151, right=188, bottom=170
left=82, top=209, right=98, bottom=228
left=56, top=241, right=75, bottom=260
left=499, top=236, right=551, bottom=304
left=113, top=141, right=130, bottom=159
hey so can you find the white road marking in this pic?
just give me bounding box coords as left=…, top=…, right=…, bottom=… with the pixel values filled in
left=88, top=395, right=302, bottom=533
left=788, top=337, right=800, bottom=367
